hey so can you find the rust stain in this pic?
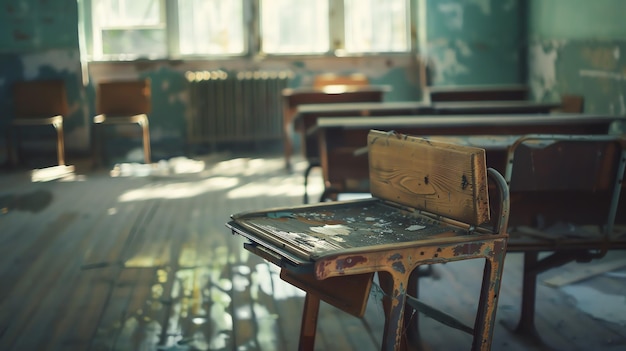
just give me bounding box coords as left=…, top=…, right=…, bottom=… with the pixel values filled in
left=388, top=253, right=403, bottom=261
left=453, top=242, right=484, bottom=256
left=493, top=239, right=506, bottom=257
left=391, top=261, right=406, bottom=274
left=388, top=253, right=405, bottom=273
left=335, top=255, right=367, bottom=272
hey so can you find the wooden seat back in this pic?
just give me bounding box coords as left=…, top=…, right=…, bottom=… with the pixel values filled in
left=14, top=80, right=69, bottom=118
left=97, top=79, right=151, bottom=115
left=505, top=134, right=626, bottom=232
left=559, top=94, right=584, bottom=113
left=367, top=129, right=491, bottom=227
left=313, top=73, right=369, bottom=89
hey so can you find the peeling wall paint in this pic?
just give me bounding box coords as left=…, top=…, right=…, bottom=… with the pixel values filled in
left=528, top=42, right=561, bottom=101
left=528, top=0, right=626, bottom=123
left=529, top=40, right=626, bottom=119
left=20, top=49, right=80, bottom=79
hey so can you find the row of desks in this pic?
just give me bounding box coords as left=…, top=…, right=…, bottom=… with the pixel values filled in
left=305, top=113, right=625, bottom=202
left=286, top=100, right=562, bottom=169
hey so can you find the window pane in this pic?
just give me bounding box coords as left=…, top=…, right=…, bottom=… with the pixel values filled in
left=96, top=0, right=161, bottom=27
left=91, top=0, right=166, bottom=59
left=102, top=29, right=167, bottom=57
left=178, top=0, right=245, bottom=55
left=261, top=0, right=329, bottom=54
left=344, top=0, right=409, bottom=53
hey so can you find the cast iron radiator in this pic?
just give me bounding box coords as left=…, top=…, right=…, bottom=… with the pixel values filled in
left=186, top=70, right=291, bottom=146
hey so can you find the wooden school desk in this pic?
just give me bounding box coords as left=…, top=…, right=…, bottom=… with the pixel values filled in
left=228, top=130, right=510, bottom=350
left=282, top=85, right=391, bottom=170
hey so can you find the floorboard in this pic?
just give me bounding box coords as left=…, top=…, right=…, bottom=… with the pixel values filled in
left=0, top=150, right=624, bottom=351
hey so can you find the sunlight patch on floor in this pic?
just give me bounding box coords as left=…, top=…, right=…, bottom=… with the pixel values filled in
left=118, top=177, right=240, bottom=202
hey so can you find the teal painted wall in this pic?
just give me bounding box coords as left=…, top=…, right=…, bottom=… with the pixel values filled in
left=528, top=0, right=626, bottom=120
left=2, top=0, right=540, bottom=163
left=529, top=0, right=626, bottom=41
left=421, top=0, right=525, bottom=86
left=0, top=0, right=87, bottom=161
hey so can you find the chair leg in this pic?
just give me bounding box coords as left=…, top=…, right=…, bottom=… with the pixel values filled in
left=91, top=124, right=102, bottom=168
left=54, top=120, right=65, bottom=166
left=516, top=251, right=539, bottom=336
left=298, top=292, right=320, bottom=351
left=141, top=121, right=151, bottom=164
left=472, top=247, right=506, bottom=351
left=303, top=163, right=319, bottom=204
left=6, top=127, right=16, bottom=167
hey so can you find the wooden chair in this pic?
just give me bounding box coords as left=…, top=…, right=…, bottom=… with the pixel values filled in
left=313, top=73, right=369, bottom=89
left=228, top=130, right=510, bottom=350
left=503, top=134, right=626, bottom=342
left=6, top=80, right=68, bottom=167
left=93, top=79, right=151, bottom=167
left=558, top=94, right=584, bottom=113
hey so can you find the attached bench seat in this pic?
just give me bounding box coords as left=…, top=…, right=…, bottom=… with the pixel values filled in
left=501, top=134, right=626, bottom=340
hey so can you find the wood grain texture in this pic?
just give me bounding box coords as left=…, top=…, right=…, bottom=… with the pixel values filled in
left=367, top=130, right=490, bottom=226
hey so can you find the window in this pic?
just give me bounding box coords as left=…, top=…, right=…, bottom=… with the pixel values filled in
left=177, top=0, right=245, bottom=55
left=81, top=0, right=411, bottom=61
left=88, top=0, right=168, bottom=59
left=260, top=0, right=329, bottom=54
left=343, top=0, right=409, bottom=53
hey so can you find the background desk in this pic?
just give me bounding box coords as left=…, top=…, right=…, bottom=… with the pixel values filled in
left=432, top=101, right=561, bottom=115
left=282, top=85, right=391, bottom=170
left=426, top=84, right=529, bottom=102
left=309, top=114, right=623, bottom=201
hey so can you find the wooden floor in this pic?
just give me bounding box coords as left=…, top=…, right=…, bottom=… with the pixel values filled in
left=1, top=150, right=625, bottom=351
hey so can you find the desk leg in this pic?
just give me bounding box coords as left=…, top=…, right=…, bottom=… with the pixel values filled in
left=379, top=271, right=410, bottom=351
left=283, top=105, right=295, bottom=171
left=513, top=251, right=577, bottom=344
left=472, top=252, right=506, bottom=351
left=299, top=292, right=320, bottom=351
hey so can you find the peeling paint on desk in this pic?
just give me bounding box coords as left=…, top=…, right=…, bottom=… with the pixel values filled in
left=310, top=224, right=351, bottom=236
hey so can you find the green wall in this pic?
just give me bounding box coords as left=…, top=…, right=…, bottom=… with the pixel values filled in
left=529, top=0, right=626, bottom=41
left=528, top=0, right=626, bottom=118
left=421, top=0, right=525, bottom=86
left=1, top=0, right=539, bottom=164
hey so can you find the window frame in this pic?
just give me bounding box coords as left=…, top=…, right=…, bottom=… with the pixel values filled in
left=79, top=0, right=416, bottom=62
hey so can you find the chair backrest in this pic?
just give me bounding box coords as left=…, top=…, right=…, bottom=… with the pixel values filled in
left=368, top=129, right=491, bottom=227
left=313, top=73, right=369, bottom=89
left=505, top=134, right=626, bottom=232
left=13, top=80, right=69, bottom=118
left=97, top=79, right=151, bottom=115
left=559, top=94, right=584, bottom=113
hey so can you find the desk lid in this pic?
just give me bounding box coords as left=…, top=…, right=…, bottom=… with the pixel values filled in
left=228, top=198, right=468, bottom=262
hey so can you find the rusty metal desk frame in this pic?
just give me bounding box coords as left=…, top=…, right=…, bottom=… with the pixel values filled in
left=308, top=116, right=626, bottom=347
left=228, top=131, right=510, bottom=350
